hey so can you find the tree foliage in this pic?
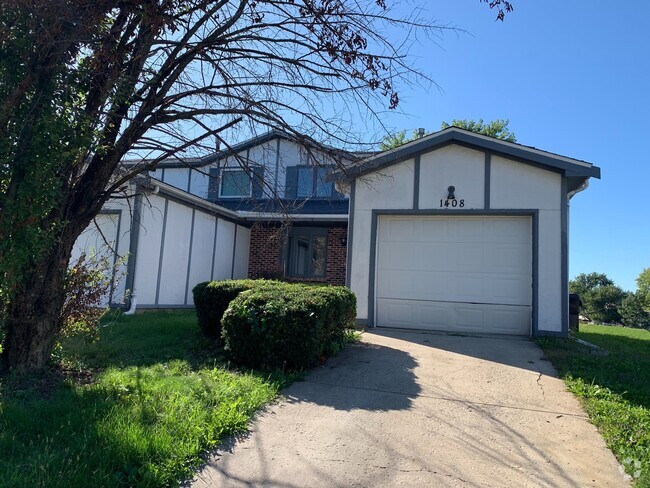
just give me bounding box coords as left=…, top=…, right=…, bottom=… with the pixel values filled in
left=636, top=268, right=650, bottom=309
left=569, top=272, right=627, bottom=324
left=0, top=0, right=514, bottom=372
left=379, top=118, right=516, bottom=150
left=619, top=292, right=650, bottom=329
left=440, top=118, right=517, bottom=142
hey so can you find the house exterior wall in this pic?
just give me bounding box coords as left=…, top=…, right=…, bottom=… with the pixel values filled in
left=73, top=186, right=251, bottom=309
left=349, top=143, right=566, bottom=336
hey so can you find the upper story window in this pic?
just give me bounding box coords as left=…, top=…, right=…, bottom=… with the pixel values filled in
left=220, top=169, right=252, bottom=197
left=290, top=166, right=334, bottom=198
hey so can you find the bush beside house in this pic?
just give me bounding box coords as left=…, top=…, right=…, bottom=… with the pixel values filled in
left=193, top=280, right=357, bottom=370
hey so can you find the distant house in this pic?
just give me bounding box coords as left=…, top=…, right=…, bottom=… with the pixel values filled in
left=73, top=127, right=600, bottom=337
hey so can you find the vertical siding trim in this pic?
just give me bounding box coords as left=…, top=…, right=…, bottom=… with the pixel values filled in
left=231, top=224, right=238, bottom=279
left=184, top=209, right=196, bottom=305
left=413, top=155, right=420, bottom=210
left=210, top=218, right=219, bottom=280
left=532, top=211, right=540, bottom=337
left=274, top=138, right=281, bottom=195
left=484, top=152, right=491, bottom=209
left=124, top=193, right=143, bottom=309
left=561, top=177, right=569, bottom=336
left=345, top=181, right=356, bottom=287
left=108, top=210, right=123, bottom=306
left=368, top=210, right=379, bottom=327
left=187, top=168, right=192, bottom=192
left=154, top=198, right=170, bottom=305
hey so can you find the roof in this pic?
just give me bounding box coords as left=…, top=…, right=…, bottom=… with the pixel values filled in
left=338, top=127, right=601, bottom=182
left=124, top=129, right=369, bottom=169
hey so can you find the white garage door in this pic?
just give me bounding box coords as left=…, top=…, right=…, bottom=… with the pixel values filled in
left=376, top=215, right=532, bottom=335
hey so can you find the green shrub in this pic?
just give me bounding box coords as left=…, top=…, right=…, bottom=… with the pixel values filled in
left=221, top=283, right=356, bottom=370
left=192, top=280, right=259, bottom=339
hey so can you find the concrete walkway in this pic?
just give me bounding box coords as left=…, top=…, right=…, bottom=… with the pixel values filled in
left=192, top=330, right=628, bottom=487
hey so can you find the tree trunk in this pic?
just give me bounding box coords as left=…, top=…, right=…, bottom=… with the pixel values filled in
left=1, top=233, right=75, bottom=373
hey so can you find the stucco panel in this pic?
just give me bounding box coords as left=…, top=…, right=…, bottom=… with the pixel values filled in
left=419, top=145, right=485, bottom=209
left=350, top=209, right=373, bottom=320
left=355, top=160, right=415, bottom=211
left=491, top=156, right=561, bottom=210
left=213, top=219, right=236, bottom=280
left=162, top=168, right=190, bottom=192
left=233, top=225, right=251, bottom=278
left=537, top=210, right=563, bottom=333
left=186, top=212, right=218, bottom=304
left=158, top=201, right=193, bottom=304
left=134, top=194, right=166, bottom=304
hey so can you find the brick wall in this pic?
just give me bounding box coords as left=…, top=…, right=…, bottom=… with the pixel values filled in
left=248, top=223, right=348, bottom=286
left=325, top=227, right=347, bottom=286
left=248, top=224, right=285, bottom=279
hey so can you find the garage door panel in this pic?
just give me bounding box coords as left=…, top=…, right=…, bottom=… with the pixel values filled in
left=376, top=216, right=532, bottom=335
left=377, top=298, right=530, bottom=335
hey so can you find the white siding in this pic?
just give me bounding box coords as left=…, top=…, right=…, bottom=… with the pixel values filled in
left=70, top=204, right=130, bottom=306
left=186, top=212, right=218, bottom=304
left=157, top=201, right=193, bottom=304
left=419, top=145, right=485, bottom=210
left=162, top=168, right=190, bottom=192
left=213, top=220, right=236, bottom=280
left=133, top=194, right=166, bottom=304
left=491, top=155, right=563, bottom=333
left=233, top=225, right=251, bottom=278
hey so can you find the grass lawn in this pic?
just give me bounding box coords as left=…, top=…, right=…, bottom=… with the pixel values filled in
left=538, top=324, right=650, bottom=487
left=0, top=311, right=296, bottom=488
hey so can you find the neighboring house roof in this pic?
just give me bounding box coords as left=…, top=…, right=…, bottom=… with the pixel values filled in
left=337, top=127, right=601, bottom=191
left=124, top=129, right=372, bottom=169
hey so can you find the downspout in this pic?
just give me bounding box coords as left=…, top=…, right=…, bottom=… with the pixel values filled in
left=567, top=179, right=589, bottom=200
left=124, top=293, right=137, bottom=315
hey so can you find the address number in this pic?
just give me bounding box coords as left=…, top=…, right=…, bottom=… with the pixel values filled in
left=440, top=199, right=465, bottom=208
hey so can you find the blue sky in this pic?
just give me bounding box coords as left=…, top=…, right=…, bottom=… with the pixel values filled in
left=374, top=0, right=650, bottom=291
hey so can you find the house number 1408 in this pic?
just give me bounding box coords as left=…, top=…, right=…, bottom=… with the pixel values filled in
left=440, top=199, right=465, bottom=208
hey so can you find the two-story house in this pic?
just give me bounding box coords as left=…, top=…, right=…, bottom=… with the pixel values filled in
left=71, top=130, right=360, bottom=311
left=72, top=126, right=600, bottom=338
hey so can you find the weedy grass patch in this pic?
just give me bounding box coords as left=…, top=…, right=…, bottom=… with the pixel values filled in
left=538, top=324, right=650, bottom=486
left=0, top=311, right=294, bottom=487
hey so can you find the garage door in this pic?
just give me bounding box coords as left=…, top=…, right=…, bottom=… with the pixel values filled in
left=375, top=216, right=532, bottom=335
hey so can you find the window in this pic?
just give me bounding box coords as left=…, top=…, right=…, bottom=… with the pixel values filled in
left=220, top=169, right=251, bottom=197
left=286, top=228, right=327, bottom=278
left=292, top=166, right=334, bottom=198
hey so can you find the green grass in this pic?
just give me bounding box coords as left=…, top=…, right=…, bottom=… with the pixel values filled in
left=538, top=324, right=650, bottom=486
left=0, top=311, right=295, bottom=487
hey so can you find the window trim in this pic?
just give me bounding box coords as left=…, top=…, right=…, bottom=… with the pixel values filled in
left=219, top=168, right=252, bottom=198
left=286, top=227, right=328, bottom=279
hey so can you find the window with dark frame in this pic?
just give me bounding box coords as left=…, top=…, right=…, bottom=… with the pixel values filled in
left=295, top=166, right=334, bottom=198
left=220, top=169, right=251, bottom=197
left=286, top=227, right=327, bottom=278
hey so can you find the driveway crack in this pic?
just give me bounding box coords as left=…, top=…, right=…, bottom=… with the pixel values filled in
left=536, top=370, right=545, bottom=400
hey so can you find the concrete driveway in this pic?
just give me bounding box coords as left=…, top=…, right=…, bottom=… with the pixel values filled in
left=192, top=330, right=628, bottom=487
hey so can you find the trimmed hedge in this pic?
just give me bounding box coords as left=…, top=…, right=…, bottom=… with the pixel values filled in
left=192, top=280, right=261, bottom=338
left=221, top=282, right=356, bottom=370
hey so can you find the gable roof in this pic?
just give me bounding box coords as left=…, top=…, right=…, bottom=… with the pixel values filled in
left=338, top=127, right=601, bottom=182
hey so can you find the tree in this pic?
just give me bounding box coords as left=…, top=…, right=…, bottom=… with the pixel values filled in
left=379, top=129, right=430, bottom=150
left=569, top=273, right=627, bottom=324
left=619, top=292, right=650, bottom=328
left=636, top=268, right=650, bottom=309
left=440, top=118, right=517, bottom=142
left=380, top=117, right=516, bottom=150
left=0, top=0, right=514, bottom=372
